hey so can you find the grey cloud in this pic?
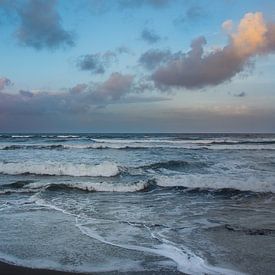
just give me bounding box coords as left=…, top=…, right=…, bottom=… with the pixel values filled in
left=0, top=73, right=135, bottom=116
left=15, top=0, right=74, bottom=50
left=141, top=28, right=161, bottom=44
left=139, top=49, right=172, bottom=70
left=0, top=77, right=12, bottom=90
left=152, top=13, right=275, bottom=89
left=69, top=83, right=88, bottom=94
left=91, top=72, right=134, bottom=101
left=77, top=51, right=117, bottom=74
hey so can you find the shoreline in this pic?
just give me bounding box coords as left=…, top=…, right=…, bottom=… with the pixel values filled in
left=0, top=261, right=183, bottom=275
left=0, top=261, right=90, bottom=275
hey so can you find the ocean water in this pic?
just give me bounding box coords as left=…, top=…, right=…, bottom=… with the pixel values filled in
left=0, top=133, right=274, bottom=274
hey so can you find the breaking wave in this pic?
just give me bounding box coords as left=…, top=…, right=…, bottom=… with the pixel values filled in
left=0, top=180, right=151, bottom=193
left=0, top=161, right=120, bottom=177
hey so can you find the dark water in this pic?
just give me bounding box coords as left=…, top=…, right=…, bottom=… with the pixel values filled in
left=0, top=133, right=274, bottom=274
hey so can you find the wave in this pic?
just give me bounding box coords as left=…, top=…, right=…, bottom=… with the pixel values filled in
left=0, top=180, right=151, bottom=193
left=1, top=144, right=65, bottom=150
left=140, top=160, right=207, bottom=171
left=1, top=139, right=275, bottom=151
left=56, top=135, right=79, bottom=138
left=11, top=135, right=33, bottom=138
left=154, top=174, right=275, bottom=193
left=0, top=161, right=120, bottom=177
left=1, top=175, right=273, bottom=195
left=210, top=140, right=275, bottom=145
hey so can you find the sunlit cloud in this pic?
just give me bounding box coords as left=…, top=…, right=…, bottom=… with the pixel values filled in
left=152, top=12, right=275, bottom=89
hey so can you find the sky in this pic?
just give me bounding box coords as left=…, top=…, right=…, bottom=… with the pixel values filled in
left=0, top=0, right=275, bottom=133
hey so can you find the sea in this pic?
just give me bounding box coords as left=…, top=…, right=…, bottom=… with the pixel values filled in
left=0, top=133, right=274, bottom=274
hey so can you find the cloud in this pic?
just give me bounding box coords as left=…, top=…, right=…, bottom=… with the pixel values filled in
left=141, top=28, right=161, bottom=44
left=90, top=72, right=134, bottom=101
left=0, top=77, right=12, bottom=90
left=77, top=51, right=117, bottom=74
left=15, top=0, right=74, bottom=50
left=174, top=5, right=207, bottom=25
left=0, top=73, right=135, bottom=115
left=222, top=20, right=233, bottom=33
left=152, top=12, right=275, bottom=89
left=69, top=84, right=88, bottom=94
left=139, top=49, right=172, bottom=69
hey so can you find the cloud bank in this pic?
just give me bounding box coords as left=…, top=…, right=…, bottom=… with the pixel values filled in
left=0, top=73, right=136, bottom=115
left=152, top=12, right=275, bottom=89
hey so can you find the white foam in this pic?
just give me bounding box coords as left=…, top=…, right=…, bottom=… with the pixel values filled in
left=25, top=180, right=149, bottom=192
left=76, top=220, right=242, bottom=275
left=25, top=195, right=243, bottom=274
left=0, top=161, right=120, bottom=177
left=11, top=135, right=32, bottom=138
left=155, top=174, right=275, bottom=193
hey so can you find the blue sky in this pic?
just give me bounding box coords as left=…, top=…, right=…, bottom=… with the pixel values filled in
left=0, top=0, right=275, bottom=132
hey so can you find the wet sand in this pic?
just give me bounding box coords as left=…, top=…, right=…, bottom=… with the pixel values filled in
left=0, top=261, right=182, bottom=275
left=0, top=261, right=89, bottom=275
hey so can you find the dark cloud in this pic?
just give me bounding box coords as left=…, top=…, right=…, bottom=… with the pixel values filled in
left=141, top=28, right=161, bottom=44
left=15, top=0, right=74, bottom=50
left=77, top=51, right=117, bottom=74
left=139, top=49, right=172, bottom=70
left=152, top=13, right=275, bottom=89
left=0, top=77, right=12, bottom=90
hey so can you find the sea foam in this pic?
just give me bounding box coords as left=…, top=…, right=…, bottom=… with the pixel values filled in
left=0, top=161, right=120, bottom=177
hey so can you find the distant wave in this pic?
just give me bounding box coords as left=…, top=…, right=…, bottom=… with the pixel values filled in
left=1, top=139, right=275, bottom=151
left=209, top=140, right=275, bottom=145
left=0, top=144, right=147, bottom=150
left=1, top=144, right=65, bottom=150
left=0, top=161, right=120, bottom=177
left=11, top=135, right=33, bottom=138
